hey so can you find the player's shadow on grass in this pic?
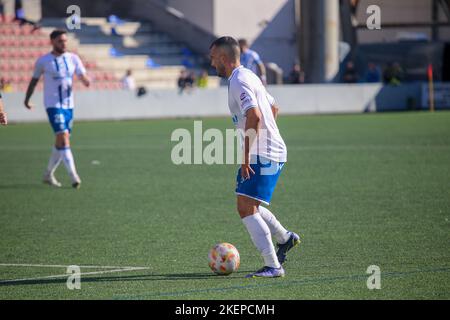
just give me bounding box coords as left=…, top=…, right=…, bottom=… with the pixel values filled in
left=0, top=270, right=253, bottom=287
left=0, top=183, right=48, bottom=190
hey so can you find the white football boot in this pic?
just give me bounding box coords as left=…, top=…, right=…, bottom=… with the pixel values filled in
left=43, top=173, right=62, bottom=188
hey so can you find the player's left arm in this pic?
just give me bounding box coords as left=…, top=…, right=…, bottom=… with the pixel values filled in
left=78, top=73, right=91, bottom=87
left=257, top=62, right=267, bottom=85
left=266, top=91, right=278, bottom=120
left=253, top=52, right=267, bottom=85
left=74, top=55, right=91, bottom=87
left=271, top=104, right=279, bottom=120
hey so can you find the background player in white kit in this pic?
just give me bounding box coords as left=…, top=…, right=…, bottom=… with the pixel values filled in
left=209, top=37, right=300, bottom=278
left=24, top=29, right=90, bottom=188
left=238, top=38, right=267, bottom=85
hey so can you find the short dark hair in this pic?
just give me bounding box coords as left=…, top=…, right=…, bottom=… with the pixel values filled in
left=209, top=36, right=240, bottom=60
left=238, top=39, right=248, bottom=47
left=50, top=29, right=67, bottom=40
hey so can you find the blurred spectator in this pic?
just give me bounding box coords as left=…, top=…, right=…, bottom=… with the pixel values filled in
left=0, top=77, right=13, bottom=93
left=178, top=70, right=195, bottom=94
left=364, top=62, right=382, bottom=83
left=121, top=69, right=136, bottom=91
left=342, top=61, right=359, bottom=83
left=177, top=70, right=188, bottom=94
left=197, top=70, right=209, bottom=88
left=383, top=62, right=404, bottom=86
left=186, top=71, right=195, bottom=87
left=14, top=0, right=40, bottom=31
left=350, top=0, right=360, bottom=26
left=136, top=86, right=147, bottom=98
left=108, top=14, right=122, bottom=36
left=288, top=63, right=305, bottom=84
left=238, top=39, right=267, bottom=85
left=0, top=0, right=5, bottom=23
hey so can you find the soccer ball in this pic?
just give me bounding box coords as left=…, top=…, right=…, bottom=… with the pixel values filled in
left=208, top=243, right=240, bottom=275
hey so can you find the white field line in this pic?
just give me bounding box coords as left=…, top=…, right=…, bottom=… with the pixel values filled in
left=0, top=266, right=149, bottom=284
left=0, top=263, right=147, bottom=269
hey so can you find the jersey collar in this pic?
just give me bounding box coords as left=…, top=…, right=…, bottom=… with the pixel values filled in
left=228, top=65, right=243, bottom=81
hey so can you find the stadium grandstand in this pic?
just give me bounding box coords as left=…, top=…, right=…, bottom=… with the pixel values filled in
left=0, top=0, right=220, bottom=93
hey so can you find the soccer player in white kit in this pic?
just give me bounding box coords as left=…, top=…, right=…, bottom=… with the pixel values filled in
left=24, top=29, right=90, bottom=188
left=209, top=37, right=300, bottom=278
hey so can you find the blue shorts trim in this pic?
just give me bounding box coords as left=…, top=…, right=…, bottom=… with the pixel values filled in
left=235, top=156, right=285, bottom=205
left=46, top=108, right=73, bottom=134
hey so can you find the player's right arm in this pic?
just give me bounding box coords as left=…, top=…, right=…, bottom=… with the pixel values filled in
left=24, top=78, right=39, bottom=110
left=25, top=58, right=43, bottom=110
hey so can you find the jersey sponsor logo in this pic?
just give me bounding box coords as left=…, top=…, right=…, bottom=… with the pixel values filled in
left=240, top=93, right=246, bottom=101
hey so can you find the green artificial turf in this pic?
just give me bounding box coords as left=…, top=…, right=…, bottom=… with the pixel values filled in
left=0, top=112, right=449, bottom=299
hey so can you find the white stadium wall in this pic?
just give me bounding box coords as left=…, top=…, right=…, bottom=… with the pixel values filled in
left=4, top=83, right=448, bottom=124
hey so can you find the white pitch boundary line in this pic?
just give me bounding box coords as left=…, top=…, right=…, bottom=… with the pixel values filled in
left=0, top=263, right=147, bottom=269
left=0, top=264, right=150, bottom=284
left=0, top=267, right=149, bottom=284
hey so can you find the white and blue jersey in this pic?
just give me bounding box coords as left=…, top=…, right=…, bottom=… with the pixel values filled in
left=228, top=66, right=287, bottom=163
left=33, top=52, right=86, bottom=110
left=32, top=52, right=86, bottom=134
left=228, top=65, right=287, bottom=205
left=240, top=49, right=262, bottom=75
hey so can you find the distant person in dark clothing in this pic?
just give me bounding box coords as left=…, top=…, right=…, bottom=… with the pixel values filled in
left=343, top=61, right=358, bottom=83
left=14, top=0, right=40, bottom=31
left=288, top=63, right=305, bottom=84
left=364, top=62, right=382, bottom=83
left=383, top=62, right=404, bottom=86
left=177, top=70, right=187, bottom=94
left=178, top=70, right=195, bottom=94
left=186, top=72, right=195, bottom=88
left=0, top=0, right=5, bottom=23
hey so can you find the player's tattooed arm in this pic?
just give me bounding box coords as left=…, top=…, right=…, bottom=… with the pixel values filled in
left=242, top=107, right=262, bottom=179
left=0, top=96, right=7, bottom=125
left=24, top=78, right=39, bottom=109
